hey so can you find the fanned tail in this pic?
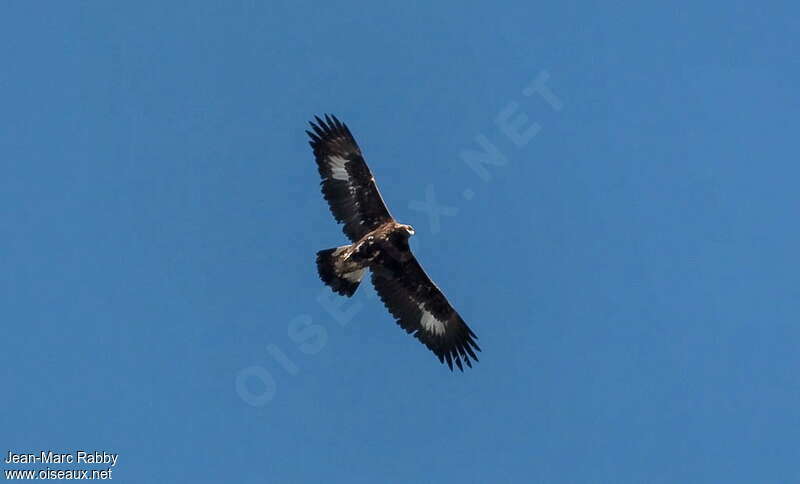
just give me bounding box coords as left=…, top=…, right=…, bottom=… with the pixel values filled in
left=316, top=246, right=366, bottom=297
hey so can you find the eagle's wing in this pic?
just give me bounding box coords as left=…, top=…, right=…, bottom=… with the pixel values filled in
left=371, top=248, right=481, bottom=371
left=307, top=114, right=394, bottom=242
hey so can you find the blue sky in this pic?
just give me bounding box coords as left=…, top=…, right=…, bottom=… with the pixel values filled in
left=2, top=2, right=799, bottom=483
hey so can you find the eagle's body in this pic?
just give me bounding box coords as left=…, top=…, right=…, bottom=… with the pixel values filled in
left=319, top=222, right=412, bottom=286
left=307, top=115, right=480, bottom=370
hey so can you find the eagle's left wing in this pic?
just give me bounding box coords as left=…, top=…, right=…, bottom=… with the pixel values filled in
left=307, top=114, right=394, bottom=242
left=371, top=249, right=481, bottom=371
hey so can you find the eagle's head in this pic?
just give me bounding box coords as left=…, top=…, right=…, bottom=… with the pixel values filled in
left=401, top=224, right=415, bottom=236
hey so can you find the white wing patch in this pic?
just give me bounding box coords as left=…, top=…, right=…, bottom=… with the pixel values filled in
left=419, top=304, right=446, bottom=336
left=328, top=155, right=350, bottom=181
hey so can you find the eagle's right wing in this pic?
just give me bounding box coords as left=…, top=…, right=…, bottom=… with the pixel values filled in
left=371, top=248, right=481, bottom=371
left=307, top=115, right=394, bottom=242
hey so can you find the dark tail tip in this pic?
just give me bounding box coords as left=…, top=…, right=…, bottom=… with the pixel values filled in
left=316, top=248, right=362, bottom=297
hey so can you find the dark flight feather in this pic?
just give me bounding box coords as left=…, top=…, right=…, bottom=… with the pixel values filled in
left=371, top=246, right=480, bottom=371
left=308, top=114, right=481, bottom=371
left=307, top=115, right=393, bottom=242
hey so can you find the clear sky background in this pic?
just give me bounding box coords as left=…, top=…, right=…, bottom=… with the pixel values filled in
left=2, top=2, right=799, bottom=483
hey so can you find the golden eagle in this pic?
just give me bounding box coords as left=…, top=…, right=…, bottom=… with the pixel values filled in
left=307, top=114, right=480, bottom=371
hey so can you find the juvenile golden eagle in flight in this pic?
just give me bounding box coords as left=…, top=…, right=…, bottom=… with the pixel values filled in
left=307, top=114, right=480, bottom=371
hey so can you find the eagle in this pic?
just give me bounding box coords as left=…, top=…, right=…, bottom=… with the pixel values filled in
left=307, top=114, right=480, bottom=371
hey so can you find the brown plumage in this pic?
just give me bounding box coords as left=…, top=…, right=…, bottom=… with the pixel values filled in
left=307, top=114, right=480, bottom=371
